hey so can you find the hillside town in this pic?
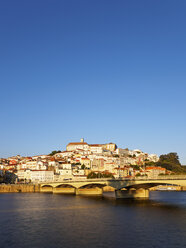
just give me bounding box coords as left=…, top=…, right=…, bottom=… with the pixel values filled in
left=0, top=139, right=168, bottom=183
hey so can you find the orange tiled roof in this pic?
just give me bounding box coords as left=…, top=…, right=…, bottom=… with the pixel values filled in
left=67, top=142, right=88, bottom=145
left=146, top=167, right=165, bottom=170
left=89, top=144, right=102, bottom=147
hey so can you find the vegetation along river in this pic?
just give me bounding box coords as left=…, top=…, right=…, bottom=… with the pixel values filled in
left=1, top=191, right=186, bottom=248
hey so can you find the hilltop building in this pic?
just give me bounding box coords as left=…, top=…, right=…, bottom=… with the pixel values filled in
left=66, top=139, right=117, bottom=153
left=66, top=138, right=89, bottom=151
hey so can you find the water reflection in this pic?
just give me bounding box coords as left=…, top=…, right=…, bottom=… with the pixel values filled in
left=0, top=192, right=186, bottom=248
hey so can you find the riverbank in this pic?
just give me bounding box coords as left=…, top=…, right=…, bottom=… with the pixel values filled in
left=0, top=184, right=40, bottom=193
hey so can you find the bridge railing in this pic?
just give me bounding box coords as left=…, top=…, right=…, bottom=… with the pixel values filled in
left=40, top=175, right=186, bottom=184
left=125, top=175, right=186, bottom=180
left=153, top=175, right=186, bottom=180
left=40, top=178, right=112, bottom=184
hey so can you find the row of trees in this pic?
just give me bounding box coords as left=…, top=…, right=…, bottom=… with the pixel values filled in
left=87, top=172, right=114, bottom=179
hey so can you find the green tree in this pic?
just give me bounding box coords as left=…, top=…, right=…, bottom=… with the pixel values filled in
left=135, top=173, right=141, bottom=177
left=159, top=153, right=180, bottom=165
left=81, top=164, right=86, bottom=170
left=131, top=164, right=140, bottom=170
left=87, top=172, right=97, bottom=179
left=144, top=161, right=156, bottom=167
left=157, top=152, right=186, bottom=173
left=49, top=150, right=61, bottom=156
left=87, top=171, right=114, bottom=179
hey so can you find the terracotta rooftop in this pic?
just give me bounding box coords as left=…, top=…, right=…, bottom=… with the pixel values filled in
left=146, top=167, right=166, bottom=170
left=67, top=142, right=88, bottom=145
left=89, top=144, right=102, bottom=147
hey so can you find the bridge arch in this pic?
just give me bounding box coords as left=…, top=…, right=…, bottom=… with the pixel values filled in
left=40, top=184, right=53, bottom=192
left=41, top=184, right=54, bottom=188
left=78, top=183, right=106, bottom=189
left=55, top=184, right=76, bottom=189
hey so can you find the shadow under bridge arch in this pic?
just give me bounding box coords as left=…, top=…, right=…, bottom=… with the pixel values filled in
left=119, top=182, right=179, bottom=190
left=53, top=183, right=77, bottom=194
left=78, top=183, right=106, bottom=189
left=76, top=183, right=106, bottom=195
left=41, top=184, right=54, bottom=188
left=40, top=184, right=53, bottom=192
left=55, top=184, right=76, bottom=189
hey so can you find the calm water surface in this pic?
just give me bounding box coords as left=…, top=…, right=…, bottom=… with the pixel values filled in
left=1, top=191, right=186, bottom=248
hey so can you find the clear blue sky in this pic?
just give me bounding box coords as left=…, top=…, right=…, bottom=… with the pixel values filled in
left=0, top=0, right=186, bottom=164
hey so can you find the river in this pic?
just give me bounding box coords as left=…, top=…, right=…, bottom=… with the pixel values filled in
left=0, top=191, right=186, bottom=248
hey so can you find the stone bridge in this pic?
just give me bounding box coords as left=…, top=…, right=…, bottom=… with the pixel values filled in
left=39, top=175, right=186, bottom=199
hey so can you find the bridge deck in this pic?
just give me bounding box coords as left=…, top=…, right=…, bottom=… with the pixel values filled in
left=40, top=176, right=186, bottom=190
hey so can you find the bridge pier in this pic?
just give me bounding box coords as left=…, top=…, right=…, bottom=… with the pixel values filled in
left=76, top=187, right=103, bottom=196
left=53, top=187, right=76, bottom=194
left=115, top=188, right=149, bottom=199
left=40, top=187, right=53, bottom=193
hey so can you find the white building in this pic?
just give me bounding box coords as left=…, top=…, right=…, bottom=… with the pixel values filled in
left=146, top=167, right=166, bottom=177
left=148, top=154, right=159, bottom=162
left=16, top=170, right=54, bottom=182
left=66, top=139, right=89, bottom=151
left=61, top=164, right=72, bottom=169
left=129, top=149, right=142, bottom=157
left=54, top=151, right=74, bottom=158
left=32, top=155, right=49, bottom=160
left=25, top=161, right=38, bottom=170
left=48, top=161, right=58, bottom=167
left=16, top=169, right=26, bottom=180
left=89, top=144, right=103, bottom=154
left=72, top=169, right=85, bottom=176
left=58, top=169, right=72, bottom=177
left=116, top=148, right=129, bottom=156
left=21, top=161, right=48, bottom=170
left=30, top=170, right=54, bottom=182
